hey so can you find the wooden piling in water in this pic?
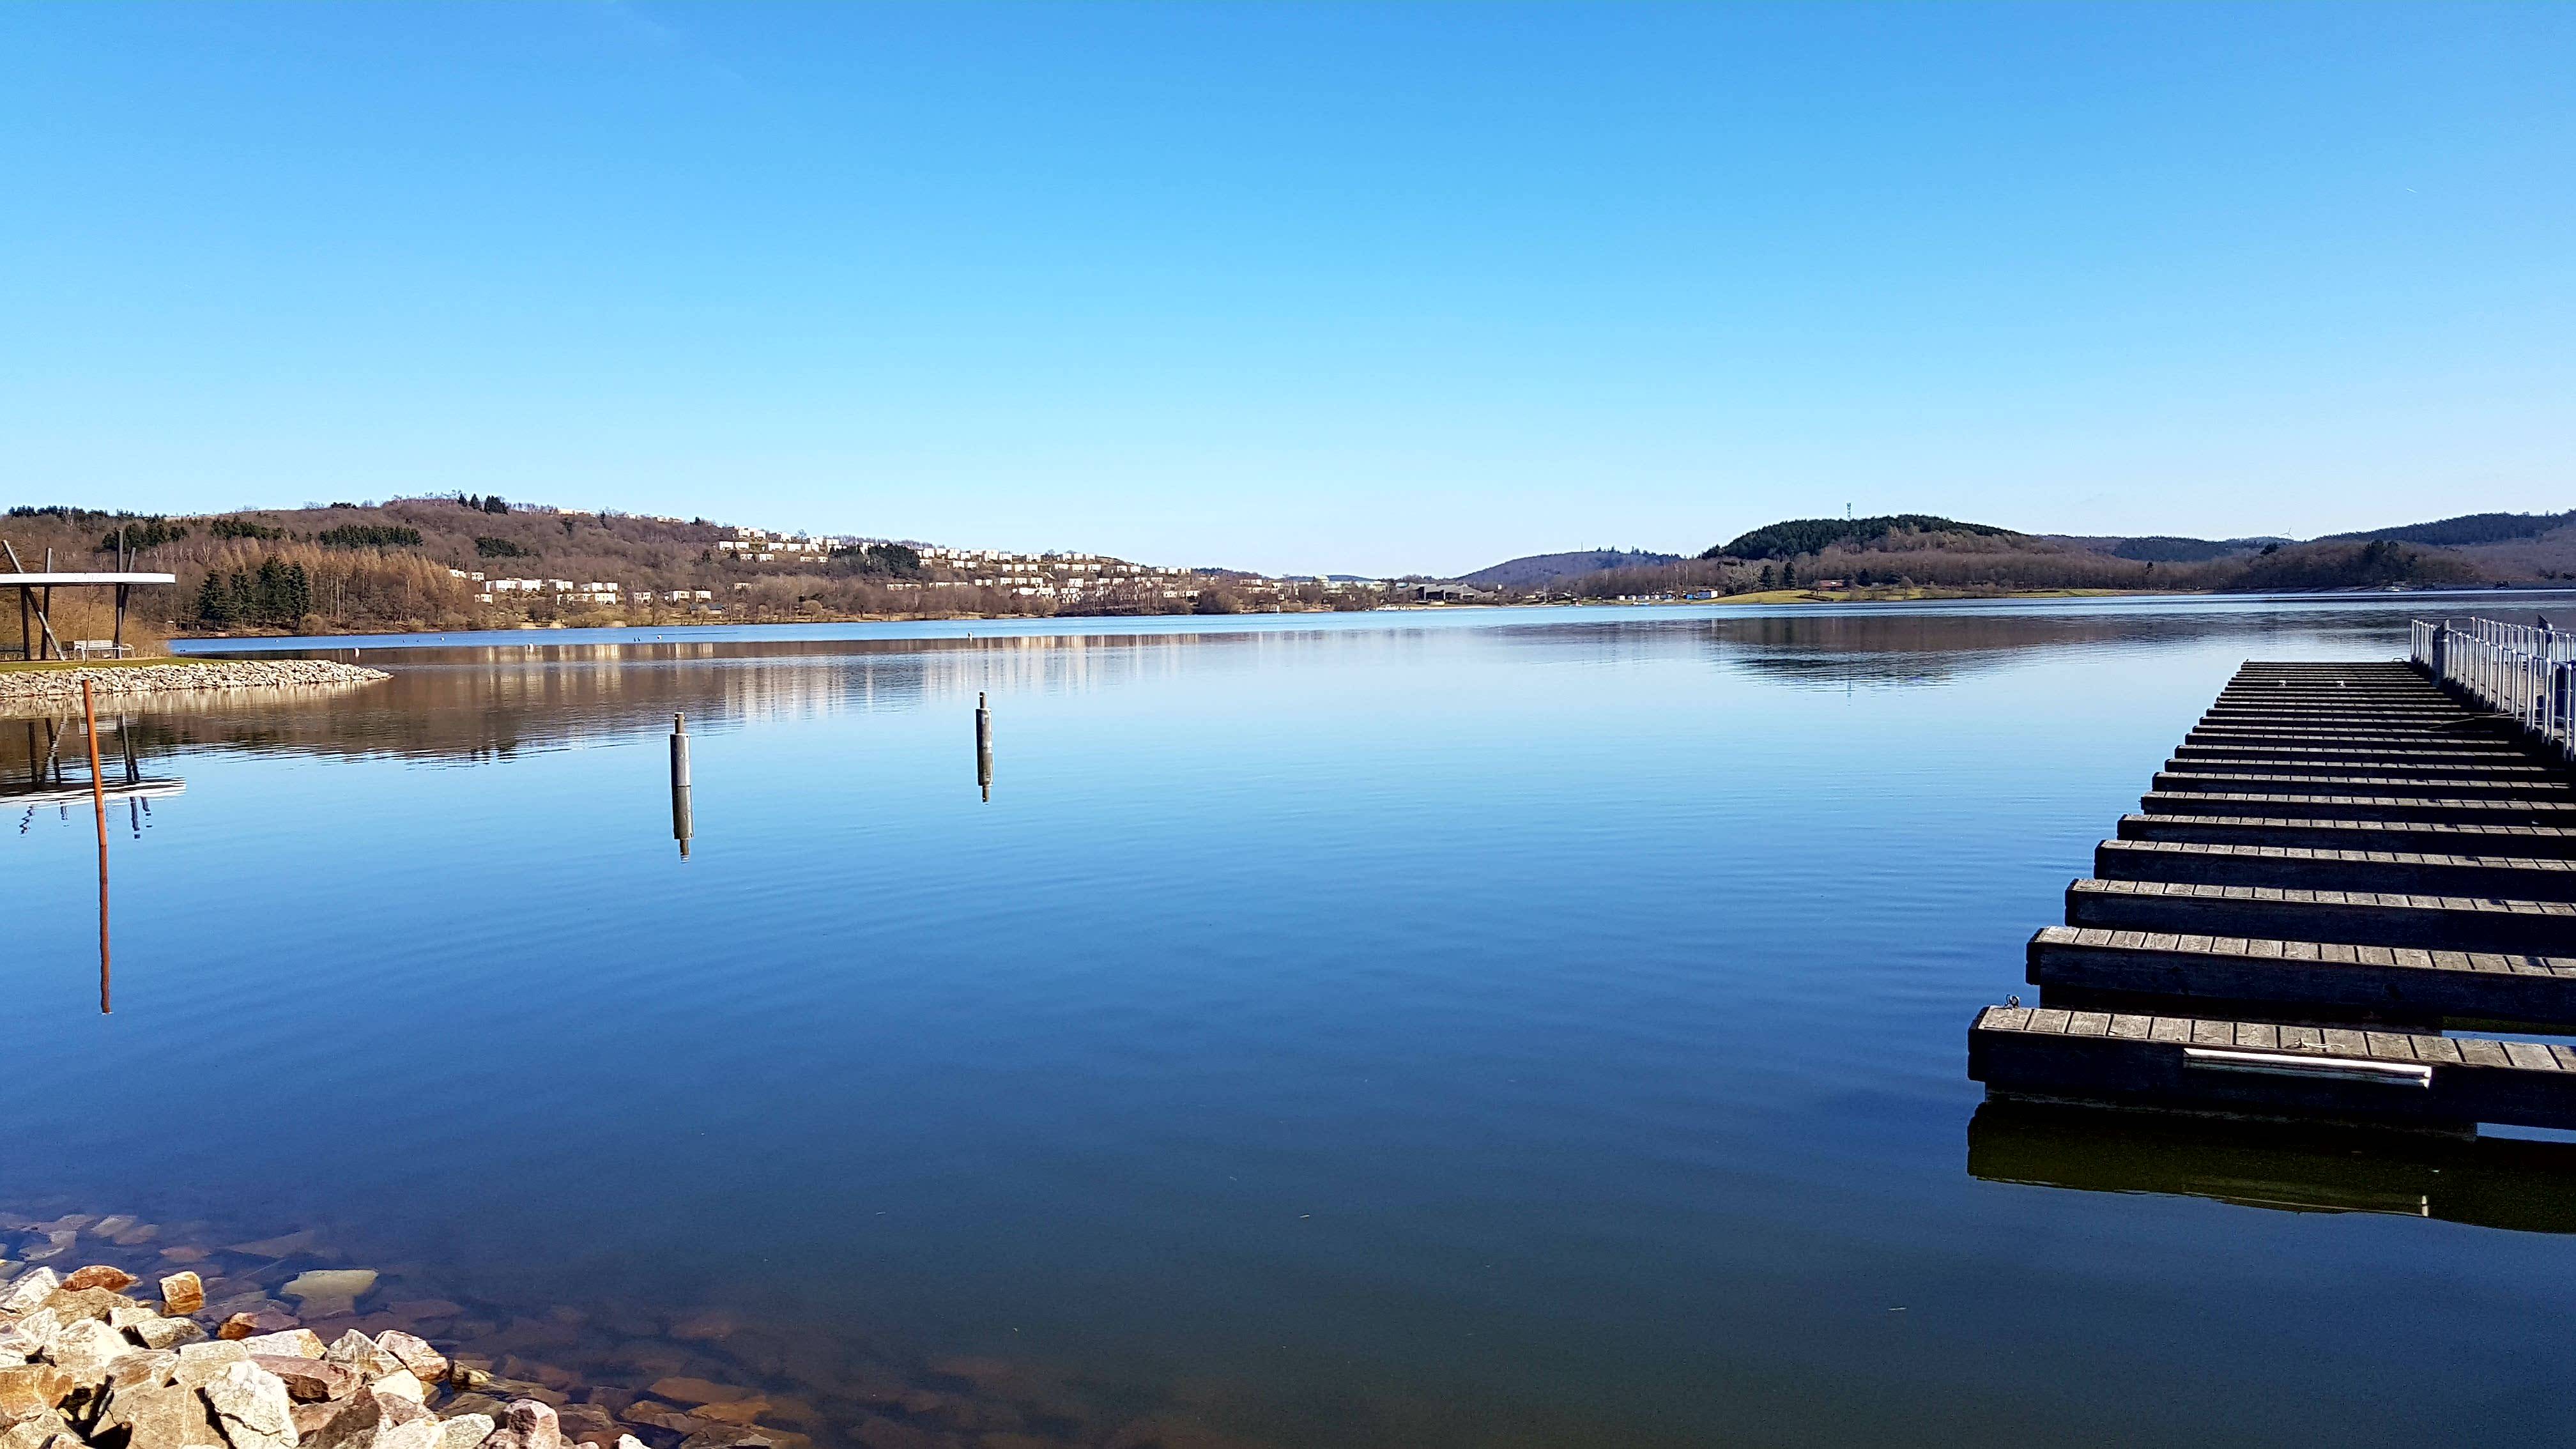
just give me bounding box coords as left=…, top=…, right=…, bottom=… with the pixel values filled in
left=82, top=680, right=109, bottom=1015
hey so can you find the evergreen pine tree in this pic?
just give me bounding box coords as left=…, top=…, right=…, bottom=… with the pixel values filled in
left=1782, top=558, right=1798, bottom=588
left=254, top=558, right=289, bottom=623
left=195, top=573, right=232, bottom=625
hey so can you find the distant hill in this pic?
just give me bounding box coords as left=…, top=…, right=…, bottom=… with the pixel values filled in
left=1459, top=549, right=1681, bottom=587
left=2326, top=510, right=2576, bottom=548
left=2054, top=535, right=2289, bottom=564
left=1701, top=514, right=2017, bottom=561
left=1499, top=504, right=2576, bottom=602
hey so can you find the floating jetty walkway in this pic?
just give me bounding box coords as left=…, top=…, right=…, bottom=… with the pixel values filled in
left=1970, top=618, right=2576, bottom=1133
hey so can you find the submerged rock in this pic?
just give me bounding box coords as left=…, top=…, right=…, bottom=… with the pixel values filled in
left=277, top=1278, right=374, bottom=1324
left=478, top=1401, right=562, bottom=1449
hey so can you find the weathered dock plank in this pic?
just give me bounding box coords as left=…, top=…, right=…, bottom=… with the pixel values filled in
left=2138, top=789, right=2576, bottom=826
left=2065, top=876, right=2576, bottom=953
left=2152, top=769, right=2572, bottom=801
left=2093, top=838, right=2576, bottom=901
left=2117, top=812, right=2576, bottom=859
left=1968, top=1006, right=2576, bottom=1130
left=2025, top=924, right=2576, bottom=1024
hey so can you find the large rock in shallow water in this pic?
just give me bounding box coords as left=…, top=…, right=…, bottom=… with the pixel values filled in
left=201, top=1360, right=299, bottom=1449
left=279, top=1275, right=376, bottom=1322
left=161, top=1274, right=206, bottom=1317
left=62, top=1266, right=139, bottom=1293
left=479, top=1399, right=564, bottom=1449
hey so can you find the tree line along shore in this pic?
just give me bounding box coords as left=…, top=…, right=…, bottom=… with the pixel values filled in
left=5, top=500, right=2571, bottom=645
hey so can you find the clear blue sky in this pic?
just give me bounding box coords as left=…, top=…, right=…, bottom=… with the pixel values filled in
left=3, top=4, right=2568, bottom=576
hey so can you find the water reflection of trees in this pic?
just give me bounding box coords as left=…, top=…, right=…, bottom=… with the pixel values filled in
left=1700, top=602, right=2427, bottom=689
left=0, top=598, right=2501, bottom=765
left=20, top=634, right=1296, bottom=766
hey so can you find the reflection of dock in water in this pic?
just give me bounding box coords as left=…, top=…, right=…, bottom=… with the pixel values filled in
left=6, top=778, right=185, bottom=809
left=1969, top=1100, right=2576, bottom=1235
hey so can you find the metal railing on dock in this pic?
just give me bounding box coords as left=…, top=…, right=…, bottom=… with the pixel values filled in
left=2411, top=617, right=2576, bottom=760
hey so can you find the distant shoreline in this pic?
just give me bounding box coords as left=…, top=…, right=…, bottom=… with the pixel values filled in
left=160, top=586, right=2576, bottom=656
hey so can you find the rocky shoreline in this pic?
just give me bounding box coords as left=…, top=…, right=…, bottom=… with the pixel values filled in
left=0, top=663, right=389, bottom=704
left=0, top=1215, right=1234, bottom=1449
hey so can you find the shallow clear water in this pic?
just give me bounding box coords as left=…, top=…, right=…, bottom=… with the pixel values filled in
left=13, top=595, right=2576, bottom=1447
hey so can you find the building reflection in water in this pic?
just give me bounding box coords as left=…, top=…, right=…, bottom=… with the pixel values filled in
left=1968, top=1100, right=2576, bottom=1235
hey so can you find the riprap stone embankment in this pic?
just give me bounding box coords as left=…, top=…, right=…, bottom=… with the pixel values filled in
left=0, top=662, right=388, bottom=705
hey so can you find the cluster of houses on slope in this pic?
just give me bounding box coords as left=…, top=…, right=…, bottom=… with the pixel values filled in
left=450, top=571, right=717, bottom=609
left=450, top=523, right=1494, bottom=613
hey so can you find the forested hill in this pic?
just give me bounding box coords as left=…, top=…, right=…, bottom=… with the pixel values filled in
left=1473, top=507, right=2576, bottom=599
left=2327, top=510, right=2576, bottom=548
left=1460, top=549, right=1680, bottom=588
left=1703, top=514, right=2018, bottom=561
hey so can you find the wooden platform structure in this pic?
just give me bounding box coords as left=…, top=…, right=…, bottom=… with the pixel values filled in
left=6, top=571, right=177, bottom=661
left=1970, top=647, right=2576, bottom=1133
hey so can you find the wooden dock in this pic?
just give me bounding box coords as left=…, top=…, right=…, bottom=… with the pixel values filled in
left=1970, top=651, right=2576, bottom=1132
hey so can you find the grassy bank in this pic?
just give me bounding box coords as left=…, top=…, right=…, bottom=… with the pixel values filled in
left=0, top=656, right=192, bottom=675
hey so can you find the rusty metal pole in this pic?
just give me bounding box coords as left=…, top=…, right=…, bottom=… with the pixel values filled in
left=82, top=680, right=110, bottom=1014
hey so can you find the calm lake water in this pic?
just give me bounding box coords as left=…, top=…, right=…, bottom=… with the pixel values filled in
left=13, top=595, right=2576, bottom=1447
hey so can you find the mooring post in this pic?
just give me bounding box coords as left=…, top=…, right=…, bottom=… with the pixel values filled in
left=670, top=713, right=693, bottom=858
left=975, top=691, right=993, bottom=801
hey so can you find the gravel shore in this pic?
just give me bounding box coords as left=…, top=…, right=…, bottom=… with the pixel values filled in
left=0, top=662, right=389, bottom=704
